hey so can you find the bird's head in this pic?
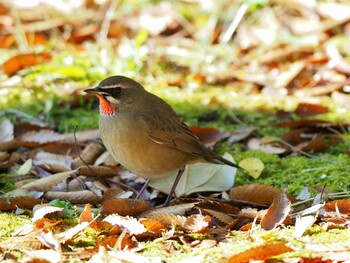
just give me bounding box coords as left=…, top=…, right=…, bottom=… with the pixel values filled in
left=84, top=75, right=145, bottom=116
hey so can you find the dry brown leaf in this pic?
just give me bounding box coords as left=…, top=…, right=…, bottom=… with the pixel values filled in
left=0, top=196, right=43, bottom=211
left=43, top=190, right=101, bottom=204
left=0, top=138, right=19, bottom=152
left=73, top=142, right=105, bottom=168
left=227, top=242, right=293, bottom=263
left=34, top=151, right=73, bottom=173
left=100, top=198, right=151, bottom=216
left=78, top=165, right=120, bottom=178
left=103, top=214, right=147, bottom=235
left=325, top=199, right=350, bottom=215
left=295, top=103, right=329, bottom=117
left=32, top=204, right=64, bottom=222
left=42, top=142, right=79, bottom=156
left=139, top=218, right=167, bottom=232
left=62, top=129, right=100, bottom=143
left=300, top=135, right=340, bottom=152
left=79, top=204, right=102, bottom=232
left=139, top=202, right=198, bottom=217
left=96, top=234, right=136, bottom=250
left=0, top=151, right=10, bottom=163
left=196, top=200, right=240, bottom=215
left=276, top=119, right=349, bottom=129
left=3, top=53, right=52, bottom=75
left=183, top=214, right=211, bottom=233
left=260, top=190, right=291, bottom=230
left=1, top=235, right=45, bottom=252
left=189, top=126, right=230, bottom=146
left=19, top=130, right=65, bottom=147
left=200, top=208, right=233, bottom=224
left=281, top=128, right=310, bottom=145
left=0, top=32, right=47, bottom=48
left=144, top=213, right=187, bottom=228
left=22, top=170, right=77, bottom=192
left=229, top=184, right=296, bottom=205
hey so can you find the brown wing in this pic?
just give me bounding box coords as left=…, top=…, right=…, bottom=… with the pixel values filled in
left=139, top=110, right=207, bottom=157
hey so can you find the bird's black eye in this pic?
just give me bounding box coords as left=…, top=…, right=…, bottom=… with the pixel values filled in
left=103, top=87, right=121, bottom=97
left=112, top=87, right=122, bottom=96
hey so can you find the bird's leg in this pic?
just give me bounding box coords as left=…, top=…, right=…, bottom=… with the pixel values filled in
left=135, top=178, right=150, bottom=200
left=163, top=167, right=185, bottom=207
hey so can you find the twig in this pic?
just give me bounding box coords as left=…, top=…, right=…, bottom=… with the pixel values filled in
left=220, top=3, right=248, bottom=43
left=98, top=0, right=121, bottom=42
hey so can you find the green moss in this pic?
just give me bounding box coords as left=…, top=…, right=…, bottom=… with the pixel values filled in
left=69, top=227, right=100, bottom=249
left=0, top=175, right=15, bottom=193
left=231, top=148, right=350, bottom=194
left=0, top=213, right=32, bottom=237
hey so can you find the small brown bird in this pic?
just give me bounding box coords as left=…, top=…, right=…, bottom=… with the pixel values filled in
left=84, top=76, right=238, bottom=205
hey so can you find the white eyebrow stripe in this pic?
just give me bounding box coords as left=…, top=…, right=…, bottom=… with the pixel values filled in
left=101, top=84, right=120, bottom=89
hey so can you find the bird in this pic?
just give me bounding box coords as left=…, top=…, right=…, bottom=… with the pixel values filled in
left=84, top=75, right=238, bottom=205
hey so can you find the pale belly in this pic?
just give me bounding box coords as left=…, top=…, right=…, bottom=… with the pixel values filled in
left=99, top=114, right=196, bottom=180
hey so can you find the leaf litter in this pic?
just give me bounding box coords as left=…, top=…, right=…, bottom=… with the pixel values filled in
left=1, top=0, right=350, bottom=262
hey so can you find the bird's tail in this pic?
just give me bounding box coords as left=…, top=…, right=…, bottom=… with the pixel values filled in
left=207, top=153, right=240, bottom=168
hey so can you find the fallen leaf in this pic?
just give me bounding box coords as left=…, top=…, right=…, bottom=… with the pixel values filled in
left=19, top=130, right=65, bottom=147
left=228, top=126, right=256, bottom=143
left=229, top=184, right=296, bottom=205
left=293, top=215, right=317, bottom=238
left=227, top=242, right=293, bottom=263
left=247, top=138, right=287, bottom=154
left=0, top=196, right=43, bottom=211
left=150, top=153, right=237, bottom=196
left=183, top=214, right=211, bottom=233
left=295, top=103, right=329, bottom=117
left=22, top=170, right=77, bottom=192
left=72, top=142, right=105, bottom=168
left=32, top=204, right=64, bottom=222
left=17, top=159, right=33, bottom=176
left=189, top=126, right=230, bottom=146
left=100, top=199, right=151, bottom=216
left=238, top=157, right=264, bottom=178
left=260, top=190, right=291, bottom=230
left=0, top=119, right=14, bottom=142
left=34, top=151, right=73, bottom=173
left=3, top=53, right=52, bottom=75
left=103, top=214, right=147, bottom=235
left=300, top=134, right=340, bottom=152
left=43, top=190, right=101, bottom=204
left=325, top=199, right=350, bottom=215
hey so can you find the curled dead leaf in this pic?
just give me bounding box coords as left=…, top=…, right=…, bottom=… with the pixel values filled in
left=43, top=190, right=101, bottom=204
left=73, top=142, right=105, bottom=168
left=229, top=184, right=296, bottom=205
left=260, top=190, right=291, bottom=230
left=3, top=53, right=52, bottom=75
left=100, top=198, right=151, bottom=216
left=19, top=130, right=64, bottom=147
left=34, top=151, right=73, bottom=173
left=22, top=170, right=77, bottom=192
left=227, top=242, right=293, bottom=263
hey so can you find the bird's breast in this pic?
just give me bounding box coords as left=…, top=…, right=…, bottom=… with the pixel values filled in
left=99, top=114, right=192, bottom=180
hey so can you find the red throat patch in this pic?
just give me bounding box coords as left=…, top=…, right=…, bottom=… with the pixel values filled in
left=97, top=95, right=116, bottom=116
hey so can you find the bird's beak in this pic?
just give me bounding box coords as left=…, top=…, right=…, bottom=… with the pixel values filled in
left=84, top=87, right=109, bottom=96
